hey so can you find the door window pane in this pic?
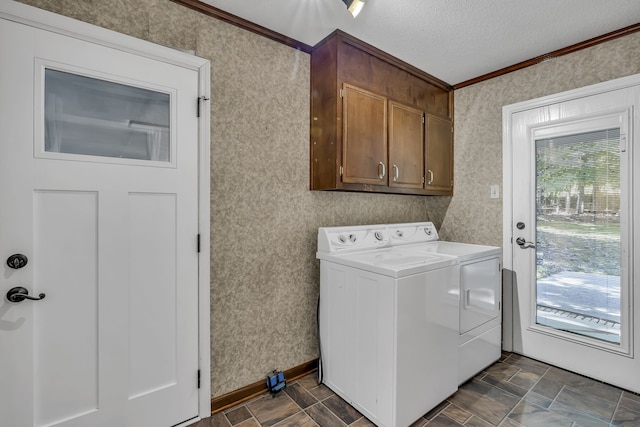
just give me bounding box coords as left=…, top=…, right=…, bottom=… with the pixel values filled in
left=44, top=69, right=170, bottom=161
left=535, top=129, right=621, bottom=344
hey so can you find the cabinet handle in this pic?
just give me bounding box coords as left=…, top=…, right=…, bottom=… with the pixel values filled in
left=378, top=162, right=386, bottom=180
left=392, top=165, right=399, bottom=181
left=427, top=169, right=434, bottom=185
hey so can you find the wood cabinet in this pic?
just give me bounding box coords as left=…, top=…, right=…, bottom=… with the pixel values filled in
left=389, top=101, right=424, bottom=189
left=310, top=30, right=454, bottom=196
left=425, top=114, right=453, bottom=192
left=342, top=84, right=387, bottom=185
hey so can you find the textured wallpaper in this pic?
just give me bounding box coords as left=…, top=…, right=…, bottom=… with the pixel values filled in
left=15, top=0, right=640, bottom=400
left=440, top=32, right=640, bottom=247
left=15, top=0, right=451, bottom=397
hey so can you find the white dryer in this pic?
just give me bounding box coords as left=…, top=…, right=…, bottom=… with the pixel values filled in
left=317, top=224, right=459, bottom=427
left=388, top=223, right=502, bottom=385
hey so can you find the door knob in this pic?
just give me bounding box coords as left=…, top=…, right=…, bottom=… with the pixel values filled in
left=515, top=237, right=536, bottom=249
left=6, top=286, right=46, bottom=303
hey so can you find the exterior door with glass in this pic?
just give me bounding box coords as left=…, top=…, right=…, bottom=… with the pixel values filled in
left=0, top=10, right=202, bottom=427
left=504, top=77, right=640, bottom=393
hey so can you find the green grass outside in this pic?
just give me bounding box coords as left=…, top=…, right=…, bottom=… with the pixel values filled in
left=536, top=217, right=621, bottom=278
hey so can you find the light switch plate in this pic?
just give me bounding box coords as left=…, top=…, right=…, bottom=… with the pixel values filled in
left=490, top=185, right=499, bottom=199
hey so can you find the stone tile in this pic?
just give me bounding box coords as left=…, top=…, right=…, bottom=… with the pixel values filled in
left=482, top=374, right=528, bottom=397
left=449, top=379, right=520, bottom=425
left=210, top=412, right=233, bottom=427
left=323, top=394, right=363, bottom=424
left=190, top=418, right=211, bottom=427
left=425, top=414, right=465, bottom=426
left=611, top=404, right=640, bottom=426
left=237, top=419, right=261, bottom=427
left=465, top=415, right=496, bottom=427
left=425, top=400, right=450, bottom=420
left=622, top=391, right=640, bottom=402
left=497, top=418, right=523, bottom=427
left=523, top=391, right=553, bottom=409
left=619, top=392, right=640, bottom=413
left=507, top=400, right=574, bottom=427
left=509, top=371, right=541, bottom=390
left=541, top=366, right=587, bottom=388
left=203, top=355, right=639, bottom=427
left=308, top=384, right=335, bottom=401
left=225, top=406, right=252, bottom=425
left=409, top=417, right=428, bottom=427
left=284, top=383, right=318, bottom=409
left=441, top=404, right=472, bottom=424
left=190, top=419, right=208, bottom=427
left=571, top=380, right=622, bottom=404
left=272, top=411, right=316, bottom=427
left=351, top=416, right=377, bottom=426
left=247, top=393, right=301, bottom=427
left=543, top=367, right=621, bottom=403
left=483, top=363, right=520, bottom=381
left=297, top=374, right=320, bottom=390
left=531, top=377, right=563, bottom=400
left=305, top=402, right=346, bottom=427
left=547, top=400, right=609, bottom=427
left=501, top=355, right=549, bottom=376
left=554, top=385, right=617, bottom=421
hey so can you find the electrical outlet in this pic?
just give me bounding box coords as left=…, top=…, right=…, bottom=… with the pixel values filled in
left=490, top=185, right=499, bottom=199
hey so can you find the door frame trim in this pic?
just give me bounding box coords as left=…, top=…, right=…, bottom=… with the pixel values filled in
left=1, top=0, right=212, bottom=420
left=502, top=72, right=640, bottom=354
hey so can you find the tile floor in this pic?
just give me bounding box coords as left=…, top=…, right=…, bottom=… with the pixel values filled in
left=193, top=353, right=640, bottom=427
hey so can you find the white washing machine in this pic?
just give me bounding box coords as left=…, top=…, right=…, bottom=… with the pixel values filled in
left=317, top=223, right=459, bottom=427
left=387, top=223, right=502, bottom=385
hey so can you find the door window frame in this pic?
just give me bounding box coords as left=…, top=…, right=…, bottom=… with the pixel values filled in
left=34, top=59, right=178, bottom=168
left=525, top=111, right=631, bottom=355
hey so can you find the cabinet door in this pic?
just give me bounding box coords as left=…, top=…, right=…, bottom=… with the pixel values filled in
left=425, top=115, right=453, bottom=192
left=342, top=84, right=387, bottom=185
left=389, top=101, right=424, bottom=189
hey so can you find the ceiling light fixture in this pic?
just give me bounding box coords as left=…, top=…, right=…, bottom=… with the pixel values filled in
left=342, top=0, right=365, bottom=18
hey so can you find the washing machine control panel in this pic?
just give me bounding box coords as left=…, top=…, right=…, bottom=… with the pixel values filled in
left=317, top=222, right=440, bottom=254
left=388, top=222, right=439, bottom=245
left=318, top=225, right=390, bottom=254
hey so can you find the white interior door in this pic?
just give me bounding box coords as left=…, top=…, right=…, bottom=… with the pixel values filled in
left=0, top=13, right=201, bottom=427
left=503, top=76, right=640, bottom=393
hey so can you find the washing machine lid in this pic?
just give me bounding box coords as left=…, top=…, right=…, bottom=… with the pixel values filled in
left=413, top=241, right=501, bottom=261
left=318, top=247, right=457, bottom=278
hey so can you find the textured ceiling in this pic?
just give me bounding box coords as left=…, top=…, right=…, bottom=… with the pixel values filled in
left=200, top=0, right=640, bottom=85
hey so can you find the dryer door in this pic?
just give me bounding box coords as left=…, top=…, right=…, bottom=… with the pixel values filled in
left=460, top=257, right=501, bottom=334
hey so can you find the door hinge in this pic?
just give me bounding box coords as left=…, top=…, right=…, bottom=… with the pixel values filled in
left=197, top=369, right=201, bottom=389
left=197, top=96, right=210, bottom=118
left=340, top=89, right=344, bottom=99
left=422, top=115, right=425, bottom=124
left=422, top=176, right=425, bottom=184
left=340, top=165, right=343, bottom=177
left=197, top=234, right=201, bottom=253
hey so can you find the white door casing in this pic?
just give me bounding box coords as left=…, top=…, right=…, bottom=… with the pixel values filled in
left=503, top=74, right=640, bottom=393
left=0, top=2, right=211, bottom=426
